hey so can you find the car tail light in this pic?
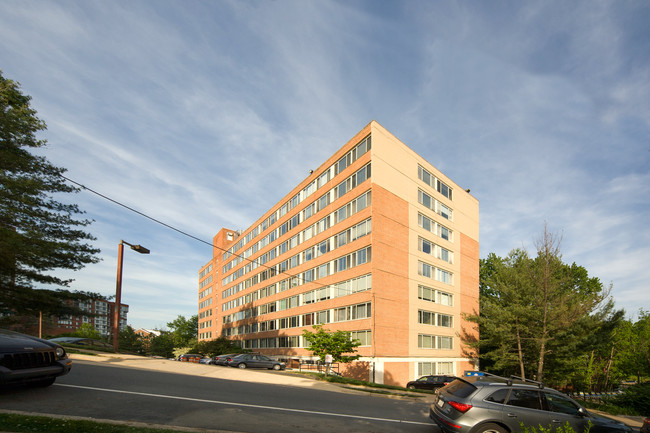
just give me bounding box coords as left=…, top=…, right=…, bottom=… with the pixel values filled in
left=448, top=401, right=473, bottom=413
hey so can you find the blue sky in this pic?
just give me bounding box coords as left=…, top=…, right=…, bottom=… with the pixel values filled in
left=1, top=0, right=648, bottom=330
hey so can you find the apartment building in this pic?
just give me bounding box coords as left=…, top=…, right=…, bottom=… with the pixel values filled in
left=49, top=299, right=128, bottom=337
left=198, top=121, right=479, bottom=386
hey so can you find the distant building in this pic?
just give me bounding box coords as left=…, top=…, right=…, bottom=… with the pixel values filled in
left=134, top=328, right=161, bottom=338
left=198, top=121, right=479, bottom=386
left=48, top=298, right=128, bottom=338
left=134, top=328, right=160, bottom=349
left=2, top=297, right=127, bottom=338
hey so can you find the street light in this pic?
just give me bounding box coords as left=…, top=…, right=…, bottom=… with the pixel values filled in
left=113, top=240, right=150, bottom=351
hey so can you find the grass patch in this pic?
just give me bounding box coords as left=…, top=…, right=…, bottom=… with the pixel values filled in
left=0, top=413, right=184, bottom=433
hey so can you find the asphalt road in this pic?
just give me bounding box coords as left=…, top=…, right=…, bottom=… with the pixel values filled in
left=0, top=360, right=438, bottom=433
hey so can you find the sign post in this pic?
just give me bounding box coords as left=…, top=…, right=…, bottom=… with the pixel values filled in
left=325, top=354, right=333, bottom=376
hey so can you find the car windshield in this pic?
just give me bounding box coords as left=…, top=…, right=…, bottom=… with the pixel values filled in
left=444, top=379, right=477, bottom=398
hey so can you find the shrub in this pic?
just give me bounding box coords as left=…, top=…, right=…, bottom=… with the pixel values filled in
left=608, top=383, right=650, bottom=415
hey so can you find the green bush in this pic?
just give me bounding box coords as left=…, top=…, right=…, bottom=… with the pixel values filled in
left=519, top=421, right=590, bottom=433
left=608, top=383, right=650, bottom=415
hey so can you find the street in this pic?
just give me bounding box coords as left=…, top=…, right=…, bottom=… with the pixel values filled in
left=0, top=360, right=437, bottom=433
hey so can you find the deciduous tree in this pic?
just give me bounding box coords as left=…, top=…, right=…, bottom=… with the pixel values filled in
left=119, top=325, right=145, bottom=354
left=302, top=324, right=361, bottom=364
left=166, top=315, right=198, bottom=347
left=74, top=322, right=103, bottom=340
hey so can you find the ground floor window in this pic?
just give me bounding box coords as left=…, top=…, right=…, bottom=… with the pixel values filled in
left=417, top=361, right=454, bottom=376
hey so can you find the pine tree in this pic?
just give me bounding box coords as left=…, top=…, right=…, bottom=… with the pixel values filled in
left=1, top=71, right=100, bottom=323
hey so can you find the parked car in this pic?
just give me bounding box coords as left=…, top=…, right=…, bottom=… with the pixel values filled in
left=227, top=354, right=285, bottom=370
left=212, top=353, right=239, bottom=366
left=177, top=353, right=203, bottom=362
left=429, top=374, right=631, bottom=433
left=641, top=418, right=650, bottom=433
left=49, top=337, right=114, bottom=350
left=198, top=357, right=214, bottom=365
left=406, top=375, right=457, bottom=390
left=1, top=329, right=72, bottom=387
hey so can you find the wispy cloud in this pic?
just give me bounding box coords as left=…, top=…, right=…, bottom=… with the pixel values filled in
left=1, top=0, right=648, bottom=326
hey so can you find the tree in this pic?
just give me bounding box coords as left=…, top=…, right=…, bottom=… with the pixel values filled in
left=190, top=337, right=241, bottom=357
left=614, top=310, right=650, bottom=384
left=166, top=315, right=198, bottom=347
left=0, top=71, right=100, bottom=321
left=527, top=226, right=611, bottom=383
left=465, top=225, right=619, bottom=387
left=73, top=323, right=103, bottom=340
left=302, top=324, right=361, bottom=365
left=119, top=326, right=145, bottom=354
left=147, top=331, right=176, bottom=358
left=466, top=250, right=537, bottom=378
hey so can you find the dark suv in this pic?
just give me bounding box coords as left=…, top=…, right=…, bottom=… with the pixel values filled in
left=429, top=374, right=631, bottom=433
left=0, top=329, right=72, bottom=387
left=407, top=375, right=457, bottom=390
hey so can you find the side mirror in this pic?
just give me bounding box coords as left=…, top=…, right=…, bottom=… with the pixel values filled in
left=577, top=407, right=588, bottom=417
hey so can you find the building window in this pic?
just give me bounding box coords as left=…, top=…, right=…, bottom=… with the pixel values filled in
left=438, top=314, right=453, bottom=328
left=333, top=302, right=371, bottom=323
left=418, top=285, right=454, bottom=306
left=418, top=189, right=453, bottom=220
left=418, top=165, right=452, bottom=200
left=439, top=291, right=453, bottom=306
left=334, top=135, right=371, bottom=175
left=438, top=336, right=453, bottom=349
left=350, top=330, right=371, bottom=347
left=418, top=213, right=453, bottom=243
left=419, top=261, right=453, bottom=285
left=418, top=334, right=454, bottom=350
left=418, top=361, right=454, bottom=376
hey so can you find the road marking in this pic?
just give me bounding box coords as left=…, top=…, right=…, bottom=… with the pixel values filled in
left=55, top=383, right=430, bottom=426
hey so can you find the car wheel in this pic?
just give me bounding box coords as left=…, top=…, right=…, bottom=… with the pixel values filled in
left=238, top=363, right=247, bottom=369
left=407, top=385, right=416, bottom=390
left=272, top=364, right=281, bottom=371
left=472, top=423, right=507, bottom=433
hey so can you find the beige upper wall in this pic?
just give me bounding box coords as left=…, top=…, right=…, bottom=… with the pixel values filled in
left=369, top=121, right=479, bottom=242
left=369, top=121, right=479, bottom=358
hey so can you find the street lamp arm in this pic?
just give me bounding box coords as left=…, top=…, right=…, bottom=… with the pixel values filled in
left=120, top=240, right=150, bottom=255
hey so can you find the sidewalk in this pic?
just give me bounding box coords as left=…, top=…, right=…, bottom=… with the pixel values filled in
left=69, top=352, right=431, bottom=401
left=589, top=409, right=644, bottom=430
left=69, top=352, right=342, bottom=392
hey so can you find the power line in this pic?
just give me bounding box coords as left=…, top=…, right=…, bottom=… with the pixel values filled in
left=60, top=174, right=214, bottom=249
left=61, top=175, right=447, bottom=305
left=59, top=175, right=371, bottom=298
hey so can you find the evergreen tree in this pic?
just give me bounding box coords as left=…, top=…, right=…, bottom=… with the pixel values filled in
left=0, top=71, right=100, bottom=323
left=465, top=226, right=621, bottom=387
